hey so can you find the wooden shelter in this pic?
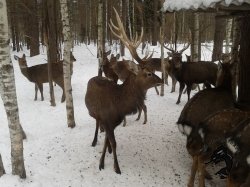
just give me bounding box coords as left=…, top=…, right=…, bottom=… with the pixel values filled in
left=163, top=0, right=250, bottom=108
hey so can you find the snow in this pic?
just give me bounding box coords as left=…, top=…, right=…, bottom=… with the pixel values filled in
left=163, top=0, right=250, bottom=11
left=0, top=44, right=225, bottom=187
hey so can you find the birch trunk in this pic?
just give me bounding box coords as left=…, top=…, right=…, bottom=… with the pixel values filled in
left=160, top=12, right=165, bottom=96
left=59, top=0, right=76, bottom=128
left=0, top=0, right=26, bottom=178
left=193, top=13, right=200, bottom=62
left=97, top=0, right=104, bottom=76
left=225, top=18, right=233, bottom=54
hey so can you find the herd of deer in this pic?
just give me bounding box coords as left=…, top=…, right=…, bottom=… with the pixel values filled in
left=13, top=8, right=249, bottom=187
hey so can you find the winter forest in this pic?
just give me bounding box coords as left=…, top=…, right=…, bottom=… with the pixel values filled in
left=0, top=0, right=250, bottom=187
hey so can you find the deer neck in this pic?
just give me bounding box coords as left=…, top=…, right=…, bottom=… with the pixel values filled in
left=120, top=74, right=145, bottom=114
left=19, top=64, right=30, bottom=80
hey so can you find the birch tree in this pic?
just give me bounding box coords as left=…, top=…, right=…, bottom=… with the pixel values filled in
left=0, top=0, right=26, bottom=178
left=97, top=0, right=104, bottom=76
left=59, top=0, right=76, bottom=128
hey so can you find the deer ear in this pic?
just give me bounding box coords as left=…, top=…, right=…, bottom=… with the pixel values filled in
left=116, top=54, right=120, bottom=59
left=14, top=55, right=19, bottom=60
left=106, top=50, right=111, bottom=56
left=22, top=54, right=26, bottom=58
left=167, top=52, right=172, bottom=57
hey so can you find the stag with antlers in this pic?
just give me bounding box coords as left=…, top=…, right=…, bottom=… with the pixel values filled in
left=164, top=44, right=218, bottom=104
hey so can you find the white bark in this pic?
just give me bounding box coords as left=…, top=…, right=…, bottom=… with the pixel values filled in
left=193, top=13, right=200, bottom=62
left=60, top=0, right=76, bottom=128
left=160, top=13, right=165, bottom=96
left=225, top=18, right=233, bottom=54
left=97, top=0, right=104, bottom=75
left=0, top=0, right=26, bottom=178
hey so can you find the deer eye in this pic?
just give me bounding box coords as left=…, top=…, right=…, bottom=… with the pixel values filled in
left=147, top=73, right=152, bottom=77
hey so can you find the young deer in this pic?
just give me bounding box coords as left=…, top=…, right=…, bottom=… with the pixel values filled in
left=177, top=60, right=236, bottom=187
left=165, top=46, right=218, bottom=104
left=180, top=108, right=250, bottom=187
left=102, top=50, right=119, bottom=83
left=226, top=118, right=250, bottom=187
left=85, top=68, right=162, bottom=174
left=14, top=53, right=75, bottom=102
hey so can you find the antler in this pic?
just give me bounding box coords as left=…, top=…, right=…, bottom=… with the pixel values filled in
left=164, top=43, right=175, bottom=53
left=109, top=7, right=153, bottom=65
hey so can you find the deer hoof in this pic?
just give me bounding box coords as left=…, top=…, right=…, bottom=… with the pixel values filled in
left=99, top=160, right=104, bottom=170
left=92, top=140, right=97, bottom=147
left=114, top=166, right=121, bottom=174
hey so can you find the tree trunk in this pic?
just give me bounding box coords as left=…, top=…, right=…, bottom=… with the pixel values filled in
left=45, top=0, right=58, bottom=106
left=160, top=13, right=165, bottom=96
left=59, top=0, right=76, bottom=128
left=231, top=18, right=240, bottom=101
left=0, top=154, right=5, bottom=177
left=0, top=0, right=26, bottom=178
left=29, top=0, right=40, bottom=57
left=225, top=18, right=232, bottom=54
left=97, top=0, right=104, bottom=76
left=238, top=15, right=250, bottom=107
left=152, top=0, right=158, bottom=46
left=120, top=0, right=126, bottom=56
left=212, top=15, right=225, bottom=61
left=193, top=13, right=200, bottom=62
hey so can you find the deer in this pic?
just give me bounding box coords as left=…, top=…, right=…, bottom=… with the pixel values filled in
left=85, top=68, right=163, bottom=174
left=90, top=58, right=148, bottom=148
left=177, top=59, right=236, bottom=187
left=102, top=50, right=119, bottom=83
left=180, top=108, right=250, bottom=187
left=14, top=53, right=75, bottom=102
left=165, top=45, right=218, bottom=104
left=109, top=8, right=174, bottom=95
left=226, top=117, right=250, bottom=187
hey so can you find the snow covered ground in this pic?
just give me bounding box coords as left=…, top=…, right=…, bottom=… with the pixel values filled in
left=0, top=44, right=226, bottom=187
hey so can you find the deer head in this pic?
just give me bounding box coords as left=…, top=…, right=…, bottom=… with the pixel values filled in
left=14, top=54, right=28, bottom=68
left=165, top=43, right=190, bottom=69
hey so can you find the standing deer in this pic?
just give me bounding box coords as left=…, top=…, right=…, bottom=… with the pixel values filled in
left=165, top=45, right=218, bottom=104
left=14, top=53, right=75, bottom=102
left=85, top=68, right=163, bottom=174
left=177, top=60, right=236, bottom=187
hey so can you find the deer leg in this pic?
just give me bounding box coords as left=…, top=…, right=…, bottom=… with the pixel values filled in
left=123, top=117, right=127, bottom=127
left=55, top=80, right=65, bottom=102
left=34, top=84, right=38, bottom=101
left=99, top=134, right=108, bottom=170
left=176, top=82, right=185, bottom=104
left=136, top=107, right=142, bottom=121
left=171, top=76, right=177, bottom=93
left=188, top=156, right=198, bottom=187
left=198, top=157, right=205, bottom=187
left=106, top=129, right=121, bottom=174
left=37, top=83, right=44, bottom=101
left=186, top=85, right=192, bottom=101
left=154, top=86, right=159, bottom=95
left=142, top=104, right=147, bottom=124
left=92, top=120, right=100, bottom=147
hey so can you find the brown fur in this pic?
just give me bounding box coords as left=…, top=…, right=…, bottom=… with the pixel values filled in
left=14, top=54, right=76, bottom=102
left=177, top=61, right=235, bottom=187
left=168, top=51, right=218, bottom=104
left=226, top=118, right=250, bottom=187
left=85, top=69, right=162, bottom=174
